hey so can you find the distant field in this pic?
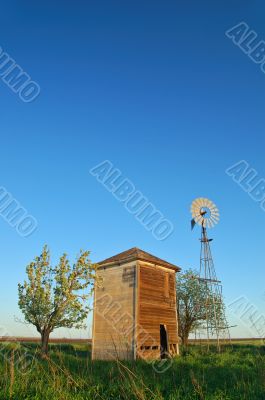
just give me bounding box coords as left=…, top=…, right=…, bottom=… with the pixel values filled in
left=0, top=336, right=262, bottom=345
left=0, top=342, right=264, bottom=399
left=189, top=337, right=264, bottom=346
left=0, top=337, right=92, bottom=344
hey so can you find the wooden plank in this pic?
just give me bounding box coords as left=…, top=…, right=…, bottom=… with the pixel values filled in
left=137, top=262, right=179, bottom=355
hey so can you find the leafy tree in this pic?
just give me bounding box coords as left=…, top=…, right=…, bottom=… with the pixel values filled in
left=177, top=269, right=226, bottom=346
left=18, top=245, right=97, bottom=357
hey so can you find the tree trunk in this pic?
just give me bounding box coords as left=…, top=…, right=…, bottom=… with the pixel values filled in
left=182, top=334, right=189, bottom=347
left=41, top=330, right=50, bottom=357
left=181, top=327, right=190, bottom=348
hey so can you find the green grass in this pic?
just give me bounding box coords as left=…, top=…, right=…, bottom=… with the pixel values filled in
left=0, top=343, right=264, bottom=399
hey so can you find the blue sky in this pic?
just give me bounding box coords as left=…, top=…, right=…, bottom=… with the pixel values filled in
left=0, top=1, right=264, bottom=339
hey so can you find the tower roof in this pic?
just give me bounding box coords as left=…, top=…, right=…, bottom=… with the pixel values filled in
left=98, top=247, right=181, bottom=272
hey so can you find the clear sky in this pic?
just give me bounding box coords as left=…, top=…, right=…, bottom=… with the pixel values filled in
left=0, top=1, right=264, bottom=339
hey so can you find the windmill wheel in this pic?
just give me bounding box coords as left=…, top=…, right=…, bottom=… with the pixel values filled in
left=191, top=197, right=220, bottom=229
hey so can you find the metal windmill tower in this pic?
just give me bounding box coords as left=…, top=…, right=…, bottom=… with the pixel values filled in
left=190, top=197, right=230, bottom=351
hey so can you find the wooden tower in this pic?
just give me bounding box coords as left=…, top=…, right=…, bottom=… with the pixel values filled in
left=92, top=248, right=181, bottom=361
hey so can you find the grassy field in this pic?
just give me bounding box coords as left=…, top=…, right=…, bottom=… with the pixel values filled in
left=0, top=342, right=264, bottom=400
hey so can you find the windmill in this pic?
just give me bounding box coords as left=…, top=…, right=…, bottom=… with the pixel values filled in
left=190, top=197, right=230, bottom=351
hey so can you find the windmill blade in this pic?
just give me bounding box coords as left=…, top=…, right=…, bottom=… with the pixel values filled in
left=196, top=217, right=204, bottom=226
left=210, top=209, right=219, bottom=217
left=191, top=208, right=199, bottom=216
left=211, top=216, right=220, bottom=224
left=208, top=219, right=214, bottom=229
left=192, top=209, right=202, bottom=216
left=192, top=198, right=202, bottom=207
left=206, top=219, right=211, bottom=228
left=211, top=201, right=218, bottom=210
left=211, top=219, right=218, bottom=227
left=210, top=214, right=220, bottom=223
left=195, top=213, right=203, bottom=221
left=210, top=210, right=219, bottom=217
left=211, top=215, right=219, bottom=223
left=206, top=219, right=212, bottom=228
left=191, top=204, right=200, bottom=212
left=210, top=208, right=217, bottom=216
left=209, top=203, right=219, bottom=216
left=209, top=207, right=218, bottom=214
left=191, top=208, right=201, bottom=217
left=193, top=198, right=204, bottom=209
left=192, top=213, right=201, bottom=221
left=197, top=198, right=206, bottom=207
left=206, top=199, right=214, bottom=208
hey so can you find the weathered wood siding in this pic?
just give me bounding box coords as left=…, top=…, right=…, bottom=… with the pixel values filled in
left=92, top=262, right=136, bottom=360
left=137, top=262, right=179, bottom=359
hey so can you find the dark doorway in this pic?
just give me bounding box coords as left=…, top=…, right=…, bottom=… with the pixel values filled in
left=160, top=324, right=168, bottom=359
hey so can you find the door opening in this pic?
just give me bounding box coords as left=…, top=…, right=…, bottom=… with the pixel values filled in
left=160, top=324, right=168, bottom=359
